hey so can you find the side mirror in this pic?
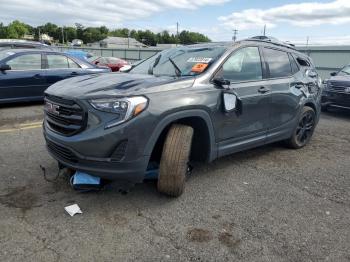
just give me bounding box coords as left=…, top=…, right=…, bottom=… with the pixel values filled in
left=223, top=92, right=237, bottom=113
left=330, top=72, right=337, bottom=76
left=0, top=64, right=11, bottom=71
left=119, top=64, right=132, bottom=72
left=213, top=77, right=230, bottom=89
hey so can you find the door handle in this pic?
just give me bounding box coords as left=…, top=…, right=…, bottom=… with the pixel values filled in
left=258, top=86, right=270, bottom=94
left=71, top=72, right=78, bottom=76
left=33, top=73, right=43, bottom=79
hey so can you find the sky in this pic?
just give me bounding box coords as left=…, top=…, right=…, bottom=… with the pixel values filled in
left=1, top=0, right=350, bottom=45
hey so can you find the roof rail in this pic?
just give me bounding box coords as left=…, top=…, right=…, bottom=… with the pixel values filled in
left=244, top=36, right=296, bottom=50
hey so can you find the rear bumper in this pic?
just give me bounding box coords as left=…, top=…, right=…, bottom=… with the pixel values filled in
left=321, top=91, right=350, bottom=109
left=44, top=131, right=148, bottom=183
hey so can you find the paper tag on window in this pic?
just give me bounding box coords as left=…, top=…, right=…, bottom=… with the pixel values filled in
left=191, top=63, right=208, bottom=73
left=187, top=57, right=212, bottom=63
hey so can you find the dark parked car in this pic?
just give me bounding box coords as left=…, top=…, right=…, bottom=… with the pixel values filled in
left=0, top=49, right=110, bottom=104
left=88, top=56, right=129, bottom=72
left=0, top=39, right=52, bottom=51
left=43, top=37, right=322, bottom=197
left=322, top=65, right=350, bottom=111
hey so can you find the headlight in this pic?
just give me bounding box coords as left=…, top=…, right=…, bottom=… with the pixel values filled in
left=89, top=96, right=148, bottom=128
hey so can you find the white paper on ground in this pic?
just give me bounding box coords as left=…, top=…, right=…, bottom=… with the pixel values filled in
left=64, top=204, right=83, bottom=217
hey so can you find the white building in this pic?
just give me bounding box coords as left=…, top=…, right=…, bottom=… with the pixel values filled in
left=89, top=37, right=146, bottom=48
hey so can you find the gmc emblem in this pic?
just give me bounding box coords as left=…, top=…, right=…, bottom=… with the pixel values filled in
left=45, top=101, right=60, bottom=115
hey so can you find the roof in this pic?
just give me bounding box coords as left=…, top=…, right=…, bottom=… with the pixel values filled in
left=177, top=42, right=233, bottom=49
left=0, top=39, right=49, bottom=46
left=100, top=37, right=145, bottom=46
left=242, top=36, right=297, bottom=50
left=0, top=48, right=58, bottom=54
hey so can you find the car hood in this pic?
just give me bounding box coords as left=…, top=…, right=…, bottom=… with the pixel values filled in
left=45, top=72, right=195, bottom=99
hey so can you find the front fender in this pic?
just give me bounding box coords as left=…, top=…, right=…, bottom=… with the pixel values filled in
left=143, top=109, right=217, bottom=162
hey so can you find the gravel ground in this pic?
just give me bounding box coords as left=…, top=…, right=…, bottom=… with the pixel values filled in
left=0, top=103, right=349, bottom=262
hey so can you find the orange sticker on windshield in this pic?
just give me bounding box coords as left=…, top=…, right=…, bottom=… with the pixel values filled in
left=191, top=63, right=208, bottom=73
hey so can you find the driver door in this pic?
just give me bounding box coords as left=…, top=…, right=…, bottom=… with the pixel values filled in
left=0, top=53, right=46, bottom=101
left=215, top=46, right=271, bottom=156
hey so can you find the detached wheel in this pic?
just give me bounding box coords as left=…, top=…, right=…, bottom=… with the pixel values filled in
left=286, top=106, right=316, bottom=149
left=157, top=124, right=193, bottom=197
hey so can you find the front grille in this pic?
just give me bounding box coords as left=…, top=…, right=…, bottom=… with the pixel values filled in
left=329, top=81, right=349, bottom=92
left=44, top=95, right=86, bottom=136
left=46, top=139, right=78, bottom=163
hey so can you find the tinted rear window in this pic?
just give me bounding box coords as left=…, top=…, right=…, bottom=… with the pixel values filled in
left=263, top=48, right=291, bottom=78
left=296, top=57, right=310, bottom=67
left=288, top=53, right=299, bottom=74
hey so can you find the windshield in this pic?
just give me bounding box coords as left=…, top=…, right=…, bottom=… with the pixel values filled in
left=338, top=65, right=350, bottom=76
left=0, top=50, right=15, bottom=61
left=130, top=46, right=227, bottom=77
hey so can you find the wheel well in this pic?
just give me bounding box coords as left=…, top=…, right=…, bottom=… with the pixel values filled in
left=304, top=102, right=316, bottom=112
left=149, top=116, right=211, bottom=164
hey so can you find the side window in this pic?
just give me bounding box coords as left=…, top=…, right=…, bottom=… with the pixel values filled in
left=68, top=58, right=80, bottom=68
left=221, top=47, right=262, bottom=82
left=47, top=55, right=69, bottom=69
left=7, top=54, right=42, bottom=70
left=99, top=58, right=107, bottom=64
left=263, top=48, right=291, bottom=78
left=296, top=57, right=310, bottom=67
left=288, top=53, right=299, bottom=74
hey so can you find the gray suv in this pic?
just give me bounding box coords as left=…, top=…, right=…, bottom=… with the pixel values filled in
left=43, top=37, right=322, bottom=197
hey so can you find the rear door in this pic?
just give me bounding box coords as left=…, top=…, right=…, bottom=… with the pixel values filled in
left=261, top=47, right=300, bottom=140
left=0, top=53, right=46, bottom=101
left=43, top=54, right=85, bottom=86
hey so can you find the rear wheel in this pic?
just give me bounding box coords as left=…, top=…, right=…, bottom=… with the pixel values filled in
left=157, top=124, right=193, bottom=197
left=286, top=106, right=316, bottom=149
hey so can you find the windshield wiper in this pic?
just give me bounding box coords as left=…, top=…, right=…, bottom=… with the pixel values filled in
left=148, top=54, right=162, bottom=75
left=168, top=57, right=182, bottom=77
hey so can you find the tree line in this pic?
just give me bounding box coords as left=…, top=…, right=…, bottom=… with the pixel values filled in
left=0, top=20, right=211, bottom=46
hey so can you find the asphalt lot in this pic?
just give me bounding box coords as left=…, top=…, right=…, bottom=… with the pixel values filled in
left=0, top=103, right=349, bottom=262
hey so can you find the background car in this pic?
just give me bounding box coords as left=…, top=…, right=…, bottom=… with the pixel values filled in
left=88, top=56, right=129, bottom=72
left=322, top=64, right=350, bottom=111
left=0, top=39, right=52, bottom=51
left=0, top=49, right=110, bottom=104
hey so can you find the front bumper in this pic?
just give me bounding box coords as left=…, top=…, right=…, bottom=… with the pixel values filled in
left=43, top=107, right=153, bottom=183
left=321, top=91, right=350, bottom=109
left=44, top=132, right=149, bottom=182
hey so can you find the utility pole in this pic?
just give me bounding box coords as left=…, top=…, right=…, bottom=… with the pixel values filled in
left=232, top=29, right=238, bottom=42
left=61, top=27, right=65, bottom=44
left=176, top=22, right=179, bottom=46
left=263, top=24, right=266, bottom=36
left=38, top=27, right=41, bottom=42
left=128, top=31, right=130, bottom=48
